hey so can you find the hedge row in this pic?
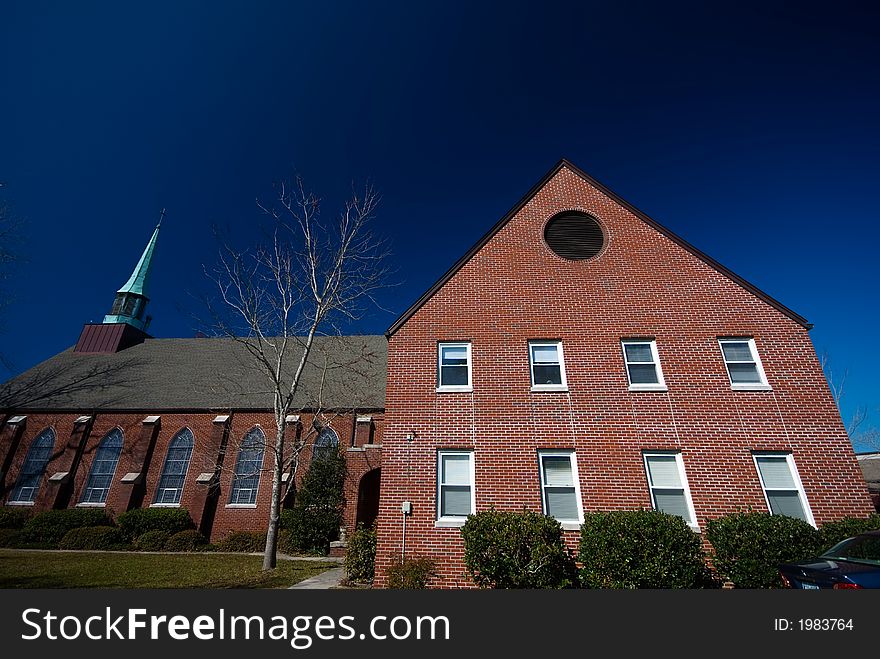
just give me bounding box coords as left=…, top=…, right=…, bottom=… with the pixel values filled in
left=457, top=509, right=880, bottom=589
left=461, top=510, right=578, bottom=588
left=578, top=510, right=709, bottom=588
left=0, top=505, right=339, bottom=555
left=116, top=508, right=194, bottom=539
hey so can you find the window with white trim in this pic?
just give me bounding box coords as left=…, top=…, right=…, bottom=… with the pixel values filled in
left=529, top=341, right=567, bottom=390
left=8, top=428, right=55, bottom=504
left=621, top=339, right=666, bottom=390
left=153, top=428, right=194, bottom=505
left=80, top=428, right=124, bottom=505
left=538, top=451, right=583, bottom=525
left=437, top=450, right=474, bottom=521
left=753, top=453, right=813, bottom=524
left=229, top=427, right=265, bottom=505
left=437, top=342, right=472, bottom=391
left=719, top=338, right=770, bottom=389
left=643, top=452, right=697, bottom=527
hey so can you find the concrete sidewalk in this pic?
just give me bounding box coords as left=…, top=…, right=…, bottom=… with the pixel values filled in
left=289, top=567, right=345, bottom=589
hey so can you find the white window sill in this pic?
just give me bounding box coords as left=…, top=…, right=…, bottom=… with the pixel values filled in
left=628, top=384, right=668, bottom=392
left=150, top=503, right=181, bottom=508
left=434, top=518, right=467, bottom=528
left=688, top=524, right=702, bottom=533
left=76, top=502, right=106, bottom=508
left=225, top=503, right=258, bottom=509
left=730, top=384, right=772, bottom=391
left=5, top=501, right=35, bottom=506
left=436, top=386, right=473, bottom=393
left=530, top=386, right=569, bottom=393
left=559, top=522, right=582, bottom=531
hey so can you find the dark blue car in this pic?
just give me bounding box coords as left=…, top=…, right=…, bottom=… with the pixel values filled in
left=779, top=530, right=880, bottom=589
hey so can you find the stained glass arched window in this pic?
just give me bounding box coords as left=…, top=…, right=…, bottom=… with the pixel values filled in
left=154, top=428, right=194, bottom=505
left=80, top=428, right=124, bottom=504
left=8, top=428, right=56, bottom=504
left=229, top=427, right=265, bottom=505
left=312, top=427, right=339, bottom=463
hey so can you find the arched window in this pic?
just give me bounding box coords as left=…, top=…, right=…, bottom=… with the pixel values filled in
left=229, top=427, right=265, bottom=505
left=312, top=427, right=339, bottom=463
left=154, top=428, right=194, bottom=505
left=8, top=428, right=56, bottom=504
left=80, top=428, right=124, bottom=504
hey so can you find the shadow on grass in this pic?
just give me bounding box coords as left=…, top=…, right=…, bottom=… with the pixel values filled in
left=0, top=551, right=337, bottom=589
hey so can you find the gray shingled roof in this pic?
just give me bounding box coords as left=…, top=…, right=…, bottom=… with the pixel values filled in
left=0, top=335, right=386, bottom=412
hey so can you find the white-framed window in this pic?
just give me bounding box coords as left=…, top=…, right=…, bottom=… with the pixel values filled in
left=643, top=452, right=698, bottom=529
left=80, top=428, right=124, bottom=505
left=437, top=342, right=472, bottom=391
left=718, top=337, right=770, bottom=390
left=8, top=428, right=56, bottom=505
left=529, top=340, right=568, bottom=391
left=436, top=450, right=475, bottom=525
left=228, top=427, right=265, bottom=506
left=153, top=428, right=194, bottom=506
left=753, top=453, right=814, bottom=526
left=621, top=339, right=666, bottom=391
left=538, top=451, right=583, bottom=528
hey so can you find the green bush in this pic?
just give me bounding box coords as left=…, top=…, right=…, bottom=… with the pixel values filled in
left=20, top=509, right=114, bottom=547
left=283, top=450, right=346, bottom=555
left=0, top=528, right=23, bottom=547
left=277, top=528, right=295, bottom=554
left=133, top=530, right=173, bottom=551
left=706, top=512, right=822, bottom=588
left=0, top=508, right=32, bottom=529
left=116, top=508, right=194, bottom=540
left=818, top=514, right=880, bottom=552
left=164, top=529, right=208, bottom=552
left=59, top=526, right=129, bottom=551
left=216, top=531, right=266, bottom=553
left=386, top=557, right=436, bottom=589
left=460, top=510, right=578, bottom=589
left=344, top=525, right=377, bottom=584
left=578, top=510, right=708, bottom=588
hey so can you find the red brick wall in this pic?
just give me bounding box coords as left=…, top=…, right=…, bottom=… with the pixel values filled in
left=1, top=410, right=382, bottom=544
left=1, top=413, right=79, bottom=507
left=374, top=165, right=874, bottom=588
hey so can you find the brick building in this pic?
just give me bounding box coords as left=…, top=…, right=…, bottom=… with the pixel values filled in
left=372, top=160, right=874, bottom=587
left=0, top=220, right=385, bottom=546
left=1, top=160, right=873, bottom=584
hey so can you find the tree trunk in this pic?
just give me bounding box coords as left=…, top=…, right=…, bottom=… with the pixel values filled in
left=262, top=421, right=286, bottom=570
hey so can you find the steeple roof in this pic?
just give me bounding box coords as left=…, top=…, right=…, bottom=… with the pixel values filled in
left=117, top=211, right=162, bottom=298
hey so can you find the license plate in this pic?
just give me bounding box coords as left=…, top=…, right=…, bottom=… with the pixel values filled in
left=801, top=583, right=819, bottom=589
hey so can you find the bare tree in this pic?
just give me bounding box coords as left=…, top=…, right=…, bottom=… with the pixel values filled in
left=821, top=352, right=879, bottom=450
left=205, top=176, right=389, bottom=570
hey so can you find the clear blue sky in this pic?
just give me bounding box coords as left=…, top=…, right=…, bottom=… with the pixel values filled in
left=1, top=1, right=877, bottom=449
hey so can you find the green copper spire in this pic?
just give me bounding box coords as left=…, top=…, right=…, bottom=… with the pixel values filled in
left=103, top=210, right=164, bottom=331
left=117, top=210, right=162, bottom=297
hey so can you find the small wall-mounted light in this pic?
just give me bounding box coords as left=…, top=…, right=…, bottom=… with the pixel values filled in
left=405, top=430, right=416, bottom=442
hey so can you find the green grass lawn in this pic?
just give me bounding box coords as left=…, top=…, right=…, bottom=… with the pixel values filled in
left=0, top=550, right=338, bottom=588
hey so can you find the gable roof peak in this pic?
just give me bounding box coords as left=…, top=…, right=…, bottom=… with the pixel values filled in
left=386, top=159, right=810, bottom=336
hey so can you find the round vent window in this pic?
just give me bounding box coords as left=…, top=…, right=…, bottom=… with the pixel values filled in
left=543, top=211, right=605, bottom=260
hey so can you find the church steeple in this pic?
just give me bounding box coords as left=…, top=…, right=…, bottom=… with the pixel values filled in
left=102, top=210, right=163, bottom=331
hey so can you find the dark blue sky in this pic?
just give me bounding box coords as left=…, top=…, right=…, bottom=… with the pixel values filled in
left=1, top=1, right=877, bottom=449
